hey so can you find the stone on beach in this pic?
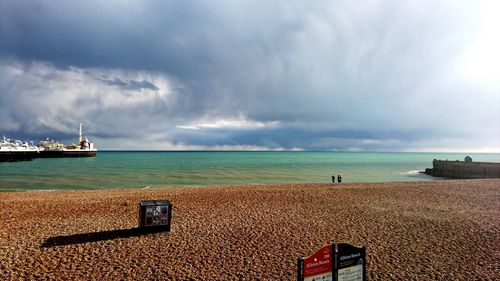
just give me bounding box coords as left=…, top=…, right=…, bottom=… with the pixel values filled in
left=1, top=180, right=499, bottom=280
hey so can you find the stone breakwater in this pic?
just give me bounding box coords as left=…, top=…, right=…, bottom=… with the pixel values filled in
left=425, top=159, right=500, bottom=179
left=1, top=180, right=499, bottom=280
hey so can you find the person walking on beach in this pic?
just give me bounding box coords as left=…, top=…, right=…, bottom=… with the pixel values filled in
left=331, top=175, right=335, bottom=183
left=337, top=174, right=342, bottom=183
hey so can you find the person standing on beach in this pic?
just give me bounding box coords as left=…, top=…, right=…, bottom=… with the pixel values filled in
left=337, top=175, right=342, bottom=183
left=332, top=175, right=335, bottom=183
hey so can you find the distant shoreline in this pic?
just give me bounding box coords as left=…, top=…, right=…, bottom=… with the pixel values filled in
left=92, top=150, right=500, bottom=153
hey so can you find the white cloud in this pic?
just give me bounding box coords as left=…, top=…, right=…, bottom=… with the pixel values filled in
left=456, top=0, right=500, bottom=84
left=0, top=59, right=176, bottom=135
left=176, top=118, right=280, bottom=130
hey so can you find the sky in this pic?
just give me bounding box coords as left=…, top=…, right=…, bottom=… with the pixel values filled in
left=1, top=0, right=499, bottom=151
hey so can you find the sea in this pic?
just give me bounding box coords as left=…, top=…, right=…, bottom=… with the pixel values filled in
left=1, top=151, right=499, bottom=191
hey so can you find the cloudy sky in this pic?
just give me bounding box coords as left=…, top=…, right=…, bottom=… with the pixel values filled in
left=1, top=0, right=499, bottom=151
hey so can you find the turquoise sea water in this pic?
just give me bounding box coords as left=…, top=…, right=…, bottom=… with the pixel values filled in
left=1, top=151, right=499, bottom=191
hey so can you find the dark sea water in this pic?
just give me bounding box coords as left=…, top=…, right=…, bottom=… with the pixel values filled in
left=1, top=151, right=499, bottom=191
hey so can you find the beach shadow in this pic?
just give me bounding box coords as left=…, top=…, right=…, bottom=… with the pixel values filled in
left=41, top=227, right=167, bottom=248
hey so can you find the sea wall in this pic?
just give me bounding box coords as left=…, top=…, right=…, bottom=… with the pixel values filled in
left=425, top=159, right=500, bottom=179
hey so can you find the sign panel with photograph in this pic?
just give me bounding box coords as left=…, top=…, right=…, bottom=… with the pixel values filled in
left=138, top=200, right=172, bottom=232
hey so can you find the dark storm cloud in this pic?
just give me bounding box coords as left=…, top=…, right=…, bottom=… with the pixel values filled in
left=169, top=125, right=437, bottom=151
left=99, top=78, right=159, bottom=91
left=1, top=0, right=499, bottom=150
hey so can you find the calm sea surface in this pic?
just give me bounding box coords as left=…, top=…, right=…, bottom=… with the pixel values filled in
left=1, top=151, right=499, bottom=191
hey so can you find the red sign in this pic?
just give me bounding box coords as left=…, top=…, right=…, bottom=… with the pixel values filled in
left=303, top=244, right=333, bottom=279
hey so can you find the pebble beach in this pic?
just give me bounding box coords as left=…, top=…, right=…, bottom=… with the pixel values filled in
left=1, top=180, right=499, bottom=280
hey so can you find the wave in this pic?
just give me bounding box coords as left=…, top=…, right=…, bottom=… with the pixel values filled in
left=400, top=170, right=422, bottom=175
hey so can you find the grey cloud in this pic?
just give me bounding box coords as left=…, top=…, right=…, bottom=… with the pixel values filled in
left=1, top=1, right=499, bottom=150
left=0, top=60, right=178, bottom=144
left=168, top=125, right=440, bottom=151
left=100, top=78, right=159, bottom=91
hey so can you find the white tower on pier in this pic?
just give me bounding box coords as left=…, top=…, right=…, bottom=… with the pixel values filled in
left=79, top=123, right=83, bottom=143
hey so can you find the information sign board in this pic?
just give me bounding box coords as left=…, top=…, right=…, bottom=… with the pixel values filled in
left=336, top=243, right=366, bottom=281
left=138, top=200, right=172, bottom=231
left=297, top=244, right=334, bottom=281
left=298, top=242, right=366, bottom=281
